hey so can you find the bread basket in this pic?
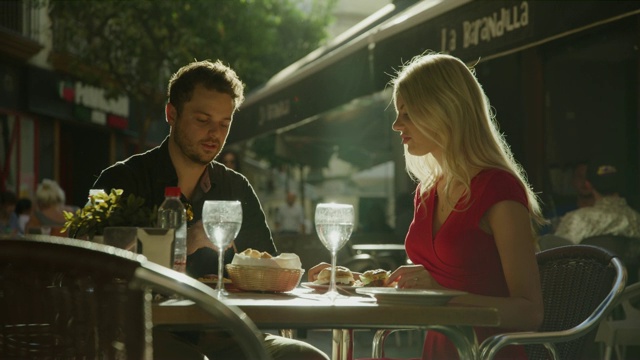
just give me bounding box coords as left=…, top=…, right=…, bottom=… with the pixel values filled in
left=226, top=264, right=304, bottom=292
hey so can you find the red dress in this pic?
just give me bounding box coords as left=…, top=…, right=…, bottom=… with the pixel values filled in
left=405, top=169, right=529, bottom=360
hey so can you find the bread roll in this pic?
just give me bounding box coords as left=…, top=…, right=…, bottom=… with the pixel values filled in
left=232, top=248, right=301, bottom=269
left=241, top=248, right=264, bottom=258
left=315, top=266, right=354, bottom=286
left=360, top=269, right=389, bottom=287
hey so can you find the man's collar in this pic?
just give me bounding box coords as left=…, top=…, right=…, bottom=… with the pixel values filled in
left=187, top=159, right=217, bottom=205
left=156, top=136, right=221, bottom=203
left=199, top=165, right=212, bottom=193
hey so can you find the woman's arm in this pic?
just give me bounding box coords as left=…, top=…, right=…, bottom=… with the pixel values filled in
left=449, top=200, right=544, bottom=330
left=388, top=200, right=543, bottom=330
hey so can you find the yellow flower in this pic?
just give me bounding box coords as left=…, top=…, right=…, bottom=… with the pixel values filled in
left=184, top=202, right=194, bottom=222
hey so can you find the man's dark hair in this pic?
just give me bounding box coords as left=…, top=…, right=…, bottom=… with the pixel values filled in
left=15, top=198, right=32, bottom=214
left=586, top=160, right=624, bottom=196
left=167, top=60, right=245, bottom=114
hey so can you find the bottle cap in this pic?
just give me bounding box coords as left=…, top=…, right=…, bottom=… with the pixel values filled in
left=164, top=186, right=181, bottom=197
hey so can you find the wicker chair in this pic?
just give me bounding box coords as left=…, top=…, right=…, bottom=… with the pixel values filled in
left=480, top=245, right=626, bottom=360
left=0, top=235, right=270, bottom=359
left=368, top=245, right=626, bottom=359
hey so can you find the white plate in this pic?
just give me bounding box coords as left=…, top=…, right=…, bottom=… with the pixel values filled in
left=355, top=287, right=467, bottom=306
left=300, top=282, right=361, bottom=295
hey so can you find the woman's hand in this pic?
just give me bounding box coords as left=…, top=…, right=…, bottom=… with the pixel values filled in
left=387, top=264, right=442, bottom=289
left=307, top=262, right=331, bottom=282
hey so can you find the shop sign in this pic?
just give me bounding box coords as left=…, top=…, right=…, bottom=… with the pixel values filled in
left=58, top=81, right=129, bottom=128
left=258, top=98, right=291, bottom=126
left=439, top=1, right=530, bottom=54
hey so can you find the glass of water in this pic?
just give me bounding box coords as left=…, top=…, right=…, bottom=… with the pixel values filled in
left=202, top=200, right=242, bottom=298
left=315, top=203, right=354, bottom=301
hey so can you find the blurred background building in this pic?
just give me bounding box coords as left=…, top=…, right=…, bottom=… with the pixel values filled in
left=2, top=0, right=640, bottom=243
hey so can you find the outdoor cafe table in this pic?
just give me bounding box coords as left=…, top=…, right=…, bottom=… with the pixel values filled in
left=152, top=288, right=500, bottom=360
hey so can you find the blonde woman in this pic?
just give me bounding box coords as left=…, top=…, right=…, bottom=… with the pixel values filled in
left=389, top=53, right=544, bottom=359
left=310, top=53, right=544, bottom=359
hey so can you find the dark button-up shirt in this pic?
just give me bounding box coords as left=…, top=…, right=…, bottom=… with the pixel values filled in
left=92, top=137, right=276, bottom=278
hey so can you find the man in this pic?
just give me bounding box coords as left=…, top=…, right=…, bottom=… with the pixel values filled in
left=93, top=60, right=328, bottom=360
left=555, top=160, right=640, bottom=244
left=94, top=60, right=271, bottom=278
left=275, top=192, right=305, bottom=234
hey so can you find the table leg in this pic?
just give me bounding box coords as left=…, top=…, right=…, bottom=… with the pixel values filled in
left=426, top=325, right=479, bottom=360
left=332, top=329, right=354, bottom=360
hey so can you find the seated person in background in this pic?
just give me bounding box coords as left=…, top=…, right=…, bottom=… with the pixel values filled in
left=311, top=52, right=544, bottom=360
left=92, top=59, right=328, bottom=360
left=0, top=190, right=18, bottom=236
left=26, top=179, right=77, bottom=236
left=275, top=192, right=305, bottom=234
left=555, top=161, right=640, bottom=244
left=572, top=161, right=596, bottom=209
left=218, top=149, right=241, bottom=171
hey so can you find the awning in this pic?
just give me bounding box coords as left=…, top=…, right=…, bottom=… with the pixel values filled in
left=229, top=0, right=470, bottom=145
left=229, top=0, right=640, bottom=167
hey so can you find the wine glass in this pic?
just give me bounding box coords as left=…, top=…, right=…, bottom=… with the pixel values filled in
left=315, top=203, right=354, bottom=301
left=202, top=200, right=242, bottom=298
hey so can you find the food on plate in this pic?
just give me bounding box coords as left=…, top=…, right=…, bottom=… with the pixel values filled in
left=198, top=274, right=232, bottom=284
left=315, top=266, right=355, bottom=286
left=231, top=248, right=301, bottom=269
left=360, top=269, right=389, bottom=287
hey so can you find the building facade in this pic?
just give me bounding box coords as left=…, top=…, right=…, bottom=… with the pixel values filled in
left=0, top=1, right=147, bottom=205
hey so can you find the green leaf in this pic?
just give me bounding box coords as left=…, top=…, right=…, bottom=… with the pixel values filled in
left=64, top=189, right=156, bottom=238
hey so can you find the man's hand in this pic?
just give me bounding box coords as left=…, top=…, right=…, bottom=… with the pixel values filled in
left=186, top=220, right=215, bottom=255
left=186, top=220, right=237, bottom=255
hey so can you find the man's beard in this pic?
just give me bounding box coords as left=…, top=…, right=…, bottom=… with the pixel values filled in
left=173, top=123, right=220, bottom=166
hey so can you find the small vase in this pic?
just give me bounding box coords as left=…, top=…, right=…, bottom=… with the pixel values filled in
left=137, top=227, right=175, bottom=268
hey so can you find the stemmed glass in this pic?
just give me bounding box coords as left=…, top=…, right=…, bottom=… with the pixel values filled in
left=315, top=203, right=354, bottom=301
left=202, top=200, right=242, bottom=298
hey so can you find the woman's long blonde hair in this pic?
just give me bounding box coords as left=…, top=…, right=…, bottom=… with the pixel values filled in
left=391, top=52, right=545, bottom=230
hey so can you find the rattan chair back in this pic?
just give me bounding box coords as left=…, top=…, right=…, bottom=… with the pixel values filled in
left=0, top=236, right=149, bottom=359
left=480, top=245, right=626, bottom=360
left=526, top=245, right=622, bottom=359
left=0, top=235, right=271, bottom=360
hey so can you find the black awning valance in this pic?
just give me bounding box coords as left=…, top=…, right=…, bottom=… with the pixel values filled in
left=228, top=0, right=640, bottom=167
left=228, top=46, right=373, bottom=144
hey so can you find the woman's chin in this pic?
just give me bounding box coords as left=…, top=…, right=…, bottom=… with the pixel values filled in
left=406, top=148, right=429, bottom=157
